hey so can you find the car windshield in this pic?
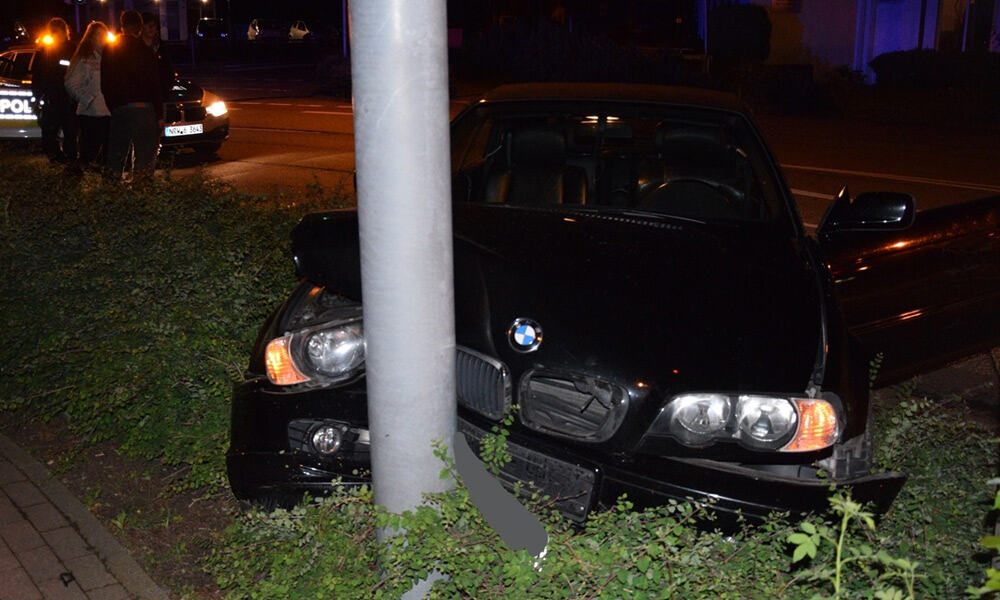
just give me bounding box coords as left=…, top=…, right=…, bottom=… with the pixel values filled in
left=451, top=101, right=781, bottom=222
left=199, top=20, right=224, bottom=33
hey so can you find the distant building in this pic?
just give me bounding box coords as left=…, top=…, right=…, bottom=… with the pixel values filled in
left=83, top=0, right=188, bottom=41
left=697, top=0, right=1000, bottom=80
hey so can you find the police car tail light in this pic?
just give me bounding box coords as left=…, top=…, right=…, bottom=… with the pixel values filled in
left=265, top=335, right=309, bottom=385
left=783, top=399, right=839, bottom=452
left=205, top=101, right=227, bottom=117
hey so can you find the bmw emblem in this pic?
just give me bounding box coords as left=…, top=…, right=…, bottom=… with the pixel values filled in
left=508, top=318, right=543, bottom=353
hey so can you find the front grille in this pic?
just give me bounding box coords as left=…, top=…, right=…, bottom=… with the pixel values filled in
left=164, top=103, right=206, bottom=124
left=456, top=347, right=510, bottom=421
left=519, top=371, right=630, bottom=442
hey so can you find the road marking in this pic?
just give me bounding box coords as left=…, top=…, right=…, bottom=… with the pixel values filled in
left=232, top=101, right=262, bottom=104
left=299, top=104, right=323, bottom=107
left=790, top=188, right=834, bottom=200
left=782, top=164, right=1000, bottom=194
left=302, top=110, right=353, bottom=115
left=230, top=126, right=352, bottom=135
left=267, top=102, right=293, bottom=106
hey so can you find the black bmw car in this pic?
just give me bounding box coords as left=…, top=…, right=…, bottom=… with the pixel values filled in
left=227, top=83, right=1000, bottom=522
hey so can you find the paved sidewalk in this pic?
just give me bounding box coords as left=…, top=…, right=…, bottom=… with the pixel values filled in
left=0, top=434, right=169, bottom=600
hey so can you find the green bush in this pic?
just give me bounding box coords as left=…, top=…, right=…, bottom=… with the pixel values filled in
left=869, top=50, right=1000, bottom=91
left=0, top=154, right=345, bottom=489
left=212, top=404, right=998, bottom=600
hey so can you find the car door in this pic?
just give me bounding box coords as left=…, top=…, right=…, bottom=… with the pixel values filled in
left=821, top=195, right=1000, bottom=385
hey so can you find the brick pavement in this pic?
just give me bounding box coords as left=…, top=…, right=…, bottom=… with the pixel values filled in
left=0, top=435, right=169, bottom=600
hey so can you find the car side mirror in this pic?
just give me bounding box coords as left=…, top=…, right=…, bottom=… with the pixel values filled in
left=817, top=187, right=915, bottom=236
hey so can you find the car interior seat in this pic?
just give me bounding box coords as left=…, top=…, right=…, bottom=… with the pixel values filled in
left=485, top=128, right=587, bottom=206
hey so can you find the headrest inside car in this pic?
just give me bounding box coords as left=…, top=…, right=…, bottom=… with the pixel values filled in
left=508, top=128, right=567, bottom=167
left=654, top=125, right=733, bottom=162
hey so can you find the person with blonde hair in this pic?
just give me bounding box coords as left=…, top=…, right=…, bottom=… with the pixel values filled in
left=65, top=21, right=112, bottom=170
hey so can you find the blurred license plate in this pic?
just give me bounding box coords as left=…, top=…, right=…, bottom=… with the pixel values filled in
left=164, top=124, right=203, bottom=137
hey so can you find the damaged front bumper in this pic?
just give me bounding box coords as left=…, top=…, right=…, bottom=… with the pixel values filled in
left=226, top=377, right=906, bottom=523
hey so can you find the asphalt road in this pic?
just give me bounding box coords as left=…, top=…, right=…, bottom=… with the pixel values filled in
left=170, top=69, right=1000, bottom=227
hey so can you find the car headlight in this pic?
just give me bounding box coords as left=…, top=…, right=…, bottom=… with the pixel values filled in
left=644, top=392, right=841, bottom=452
left=264, top=285, right=365, bottom=387
left=662, top=393, right=730, bottom=447
left=205, top=100, right=227, bottom=117
left=735, top=395, right=797, bottom=449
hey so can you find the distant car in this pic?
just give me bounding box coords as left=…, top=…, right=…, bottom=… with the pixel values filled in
left=160, top=79, right=229, bottom=155
left=195, top=18, right=227, bottom=40
left=0, top=45, right=40, bottom=139
left=226, top=83, right=1000, bottom=525
left=247, top=18, right=284, bottom=41
left=0, top=46, right=228, bottom=154
left=288, top=20, right=311, bottom=41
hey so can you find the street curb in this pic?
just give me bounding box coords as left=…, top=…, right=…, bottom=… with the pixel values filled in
left=0, top=433, right=171, bottom=600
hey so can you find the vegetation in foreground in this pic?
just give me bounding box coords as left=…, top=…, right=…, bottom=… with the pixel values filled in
left=0, top=156, right=996, bottom=598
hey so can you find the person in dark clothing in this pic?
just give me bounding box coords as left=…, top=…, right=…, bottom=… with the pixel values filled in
left=32, top=18, right=78, bottom=164
left=101, top=10, right=162, bottom=180
left=141, top=13, right=175, bottom=96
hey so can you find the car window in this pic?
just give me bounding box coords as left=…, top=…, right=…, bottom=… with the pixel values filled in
left=0, top=54, right=12, bottom=79
left=451, top=102, right=780, bottom=222
left=11, top=52, right=32, bottom=80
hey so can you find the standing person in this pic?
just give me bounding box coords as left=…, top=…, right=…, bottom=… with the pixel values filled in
left=32, top=17, right=78, bottom=164
left=141, top=13, right=175, bottom=96
left=101, top=10, right=162, bottom=181
left=64, top=21, right=112, bottom=172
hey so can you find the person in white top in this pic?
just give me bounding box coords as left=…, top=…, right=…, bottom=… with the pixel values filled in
left=65, top=21, right=112, bottom=170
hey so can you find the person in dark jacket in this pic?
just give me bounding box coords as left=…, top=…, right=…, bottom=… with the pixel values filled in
left=32, top=17, right=78, bottom=164
left=141, top=13, right=175, bottom=96
left=101, top=10, right=162, bottom=180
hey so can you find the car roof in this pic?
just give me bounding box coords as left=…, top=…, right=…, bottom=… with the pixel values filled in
left=479, top=83, right=746, bottom=113
left=2, top=44, right=35, bottom=53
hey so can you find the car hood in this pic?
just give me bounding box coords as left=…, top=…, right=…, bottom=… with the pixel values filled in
left=166, top=80, right=203, bottom=103
left=293, top=206, right=757, bottom=392
left=451, top=205, right=745, bottom=391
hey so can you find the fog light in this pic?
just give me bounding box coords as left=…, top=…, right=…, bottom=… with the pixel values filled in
left=312, top=426, right=343, bottom=455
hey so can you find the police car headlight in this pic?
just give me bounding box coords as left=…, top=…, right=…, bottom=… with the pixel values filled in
left=205, top=100, right=227, bottom=117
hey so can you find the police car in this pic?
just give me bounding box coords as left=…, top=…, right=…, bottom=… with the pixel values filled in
left=0, top=44, right=229, bottom=154
left=0, top=45, right=41, bottom=139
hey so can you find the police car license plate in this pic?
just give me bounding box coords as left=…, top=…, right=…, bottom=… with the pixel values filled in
left=164, top=124, right=203, bottom=137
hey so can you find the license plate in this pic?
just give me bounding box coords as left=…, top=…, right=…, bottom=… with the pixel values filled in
left=457, top=419, right=596, bottom=521
left=164, top=124, right=203, bottom=137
